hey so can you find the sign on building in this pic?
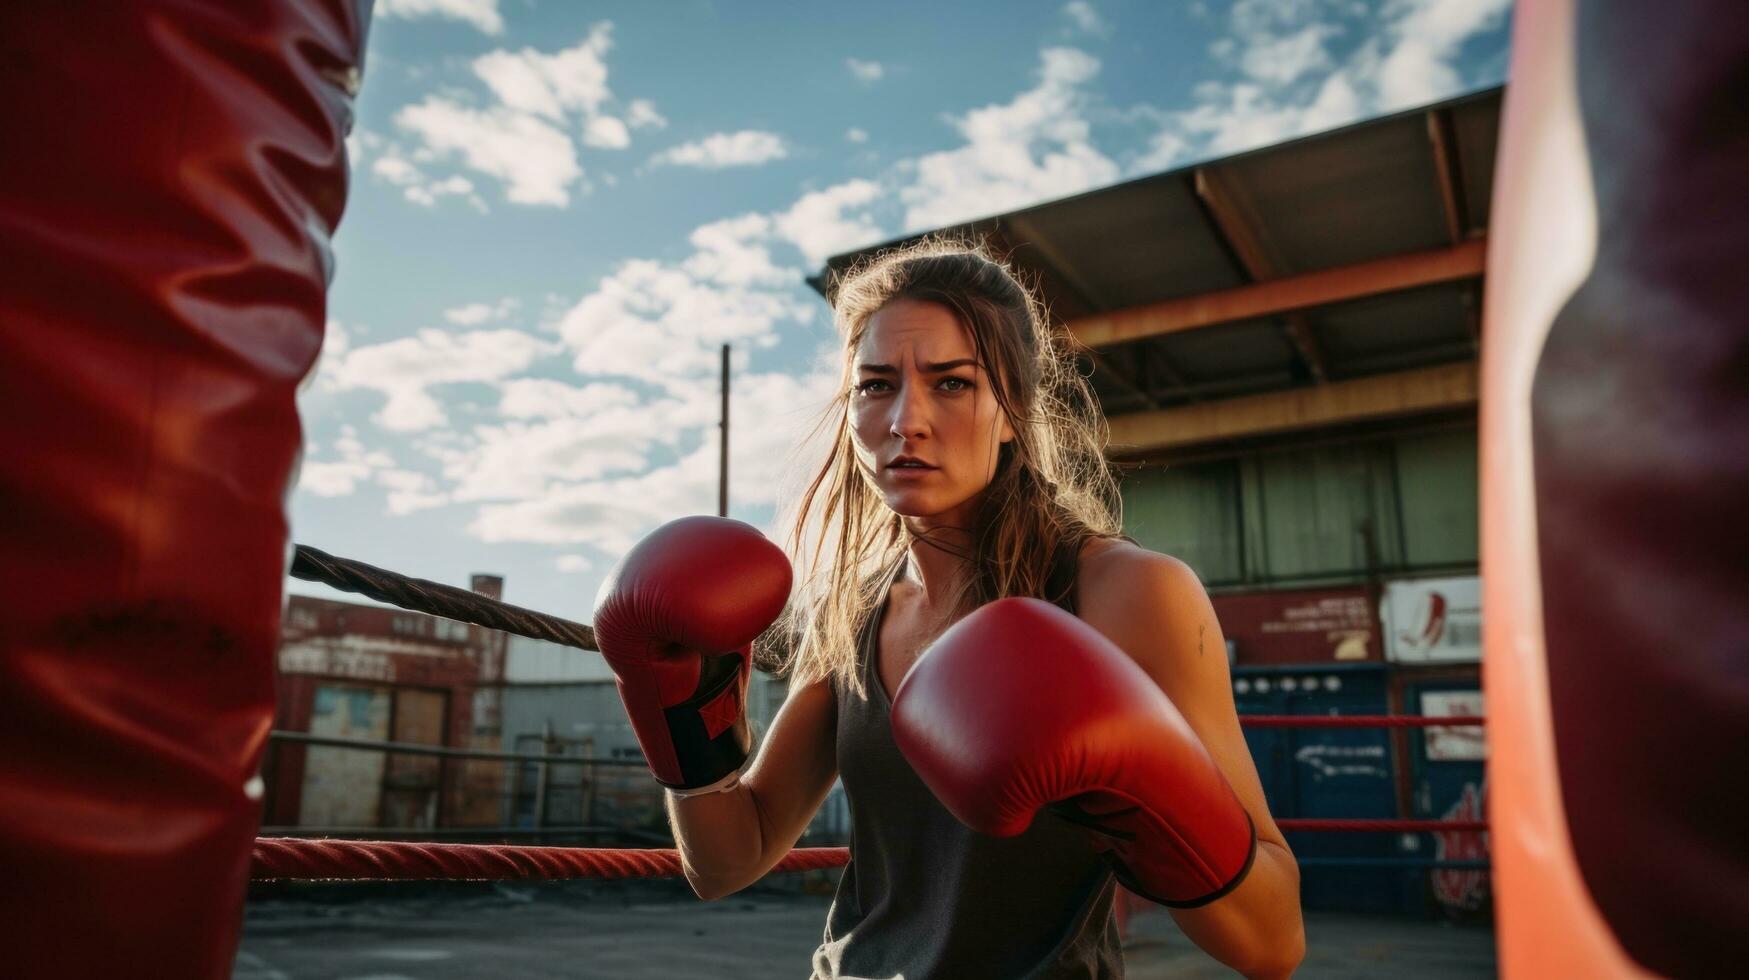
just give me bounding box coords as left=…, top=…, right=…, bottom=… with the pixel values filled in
left=1381, top=576, right=1481, bottom=663
left=1212, top=587, right=1380, bottom=665
left=1421, top=689, right=1486, bottom=762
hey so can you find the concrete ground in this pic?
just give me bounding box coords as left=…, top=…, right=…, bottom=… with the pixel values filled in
left=235, top=880, right=1495, bottom=979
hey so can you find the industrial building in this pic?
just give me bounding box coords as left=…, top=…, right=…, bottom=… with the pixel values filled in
left=810, top=85, right=1500, bottom=918
left=262, top=578, right=787, bottom=841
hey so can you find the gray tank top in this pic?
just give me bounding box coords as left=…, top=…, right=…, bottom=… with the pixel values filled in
left=810, top=538, right=1126, bottom=979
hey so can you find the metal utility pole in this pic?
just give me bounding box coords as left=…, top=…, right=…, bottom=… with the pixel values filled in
left=718, top=343, right=730, bottom=517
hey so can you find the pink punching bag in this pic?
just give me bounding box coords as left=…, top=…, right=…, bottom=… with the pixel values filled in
left=1482, top=1, right=1748, bottom=977
left=0, top=2, right=370, bottom=976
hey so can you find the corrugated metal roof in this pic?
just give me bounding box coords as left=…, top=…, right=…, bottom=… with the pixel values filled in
left=811, top=87, right=1500, bottom=437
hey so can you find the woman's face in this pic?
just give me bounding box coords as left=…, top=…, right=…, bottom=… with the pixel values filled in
left=849, top=298, right=1014, bottom=522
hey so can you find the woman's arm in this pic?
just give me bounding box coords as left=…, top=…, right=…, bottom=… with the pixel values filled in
left=669, top=676, right=840, bottom=901
left=1081, top=548, right=1306, bottom=980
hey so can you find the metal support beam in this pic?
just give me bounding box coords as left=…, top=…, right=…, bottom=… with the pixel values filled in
left=1106, top=361, right=1478, bottom=455
left=1068, top=239, right=1487, bottom=349
left=1194, top=167, right=1329, bottom=382
left=1426, top=108, right=1471, bottom=244
left=990, top=218, right=1173, bottom=410
left=1001, top=215, right=1105, bottom=318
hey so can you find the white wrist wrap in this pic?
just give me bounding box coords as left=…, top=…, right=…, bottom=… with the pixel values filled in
left=664, top=762, right=746, bottom=799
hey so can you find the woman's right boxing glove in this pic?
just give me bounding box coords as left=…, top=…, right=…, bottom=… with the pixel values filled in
left=591, top=516, right=791, bottom=792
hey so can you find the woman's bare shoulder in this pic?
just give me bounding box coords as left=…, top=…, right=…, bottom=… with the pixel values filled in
left=1076, top=537, right=1204, bottom=631
left=1077, top=535, right=1193, bottom=585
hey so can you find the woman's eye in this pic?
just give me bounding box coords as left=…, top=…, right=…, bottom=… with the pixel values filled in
left=854, top=377, right=972, bottom=394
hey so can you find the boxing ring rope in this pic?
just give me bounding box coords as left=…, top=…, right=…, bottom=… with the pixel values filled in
left=1240, top=715, right=1484, bottom=728
left=251, top=839, right=850, bottom=882
left=1276, top=820, right=1485, bottom=833
left=271, top=546, right=1487, bottom=882
left=291, top=544, right=599, bottom=650
left=250, top=824, right=1486, bottom=882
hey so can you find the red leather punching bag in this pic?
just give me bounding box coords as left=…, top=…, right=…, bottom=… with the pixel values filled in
left=1483, top=1, right=1748, bottom=976
left=0, top=2, right=370, bottom=976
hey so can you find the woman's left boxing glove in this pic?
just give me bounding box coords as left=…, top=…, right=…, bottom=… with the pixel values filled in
left=891, top=597, right=1256, bottom=906
left=592, top=516, right=791, bottom=792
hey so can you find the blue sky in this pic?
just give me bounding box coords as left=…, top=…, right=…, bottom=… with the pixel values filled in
left=292, top=0, right=1513, bottom=621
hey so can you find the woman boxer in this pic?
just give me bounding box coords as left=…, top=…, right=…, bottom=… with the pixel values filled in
left=593, top=239, right=1304, bottom=978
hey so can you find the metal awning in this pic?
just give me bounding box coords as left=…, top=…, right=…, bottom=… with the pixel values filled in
left=810, top=86, right=1501, bottom=460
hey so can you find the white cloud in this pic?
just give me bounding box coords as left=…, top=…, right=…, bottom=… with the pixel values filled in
left=497, top=378, right=643, bottom=420
left=1375, top=0, right=1511, bottom=109
left=298, top=427, right=392, bottom=497
left=651, top=130, right=790, bottom=169
left=405, top=174, right=480, bottom=208
left=683, top=214, right=796, bottom=288
left=437, top=381, right=710, bottom=502
left=378, top=0, right=503, bottom=35
left=845, top=127, right=869, bottom=144
left=297, top=425, right=451, bottom=514
left=373, top=153, right=422, bottom=186
left=300, top=458, right=375, bottom=497
left=899, top=47, right=1118, bottom=230
left=556, top=554, right=594, bottom=573
left=1061, top=2, right=1107, bottom=35
left=626, top=99, right=668, bottom=130
left=555, top=257, right=807, bottom=391
left=1130, top=125, right=1189, bottom=174
left=1131, top=0, right=1510, bottom=174
left=846, top=58, right=885, bottom=83
left=444, top=297, right=519, bottom=325
left=473, top=26, right=614, bottom=121
left=583, top=115, right=631, bottom=149
left=445, top=417, right=672, bottom=500
left=466, top=362, right=842, bottom=549
left=470, top=475, right=682, bottom=553
left=538, top=208, right=820, bottom=407
left=327, top=327, right=556, bottom=431
left=773, top=179, right=885, bottom=268
left=1236, top=23, right=1339, bottom=84
left=376, top=468, right=450, bottom=515
left=390, top=24, right=668, bottom=207
left=396, top=97, right=583, bottom=206
left=368, top=145, right=486, bottom=209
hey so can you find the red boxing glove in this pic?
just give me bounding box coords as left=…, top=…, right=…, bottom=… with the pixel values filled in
left=891, top=597, right=1257, bottom=907
left=592, top=517, right=791, bottom=791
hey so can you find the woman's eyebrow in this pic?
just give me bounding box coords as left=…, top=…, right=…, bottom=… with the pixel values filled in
left=857, top=358, right=981, bottom=374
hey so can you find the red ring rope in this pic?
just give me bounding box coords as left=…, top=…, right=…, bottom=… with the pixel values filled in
left=250, top=839, right=849, bottom=881
left=1239, top=715, right=1485, bottom=728
left=250, top=820, right=1486, bottom=881
left=1279, top=819, right=1486, bottom=833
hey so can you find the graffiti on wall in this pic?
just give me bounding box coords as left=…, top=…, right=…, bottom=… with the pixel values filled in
left=1433, top=781, right=1491, bottom=911
left=1294, top=742, right=1389, bottom=781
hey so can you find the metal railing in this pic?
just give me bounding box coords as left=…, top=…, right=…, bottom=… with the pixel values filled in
left=261, top=730, right=670, bottom=844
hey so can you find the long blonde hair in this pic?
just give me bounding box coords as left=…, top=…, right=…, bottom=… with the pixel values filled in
left=760, top=236, right=1123, bottom=698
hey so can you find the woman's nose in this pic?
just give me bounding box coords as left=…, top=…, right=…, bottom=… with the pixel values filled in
left=888, top=380, right=932, bottom=439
